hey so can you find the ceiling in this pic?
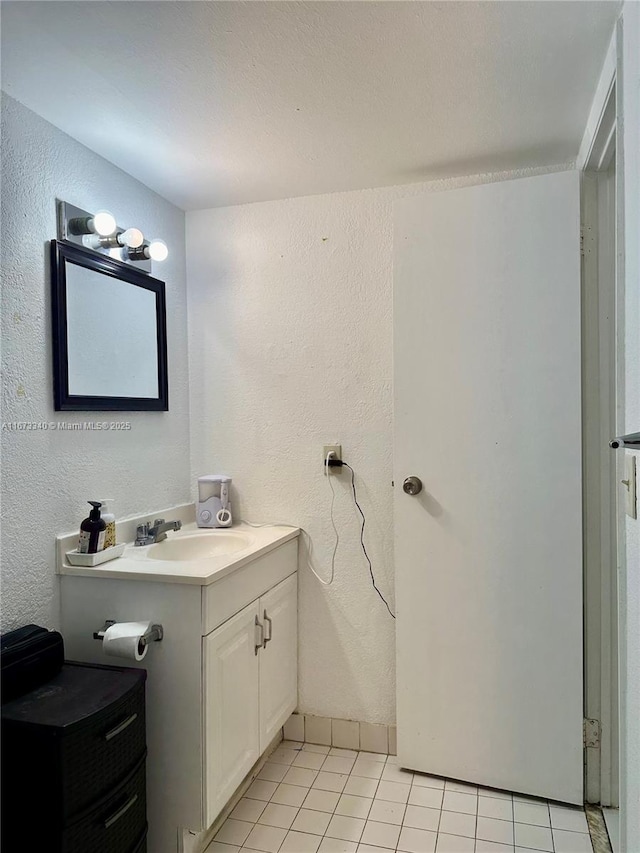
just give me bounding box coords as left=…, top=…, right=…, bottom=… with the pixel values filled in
left=1, top=1, right=619, bottom=211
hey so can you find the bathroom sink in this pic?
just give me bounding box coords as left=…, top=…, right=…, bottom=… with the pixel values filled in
left=144, top=531, right=254, bottom=562
left=58, top=518, right=299, bottom=585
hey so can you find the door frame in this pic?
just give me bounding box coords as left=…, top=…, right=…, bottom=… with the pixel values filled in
left=578, top=25, right=626, bottom=807
left=580, top=59, right=622, bottom=808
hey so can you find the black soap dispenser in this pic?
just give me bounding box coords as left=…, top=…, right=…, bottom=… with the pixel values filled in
left=78, top=501, right=107, bottom=554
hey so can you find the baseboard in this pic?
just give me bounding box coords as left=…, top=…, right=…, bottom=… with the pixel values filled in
left=283, top=712, right=396, bottom=755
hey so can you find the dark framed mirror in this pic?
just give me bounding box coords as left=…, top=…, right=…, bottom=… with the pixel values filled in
left=50, top=239, right=168, bottom=411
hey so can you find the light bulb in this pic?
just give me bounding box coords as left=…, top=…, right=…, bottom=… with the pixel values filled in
left=147, top=239, right=168, bottom=262
left=82, top=234, right=102, bottom=250
left=91, top=210, right=117, bottom=237
left=118, top=228, right=144, bottom=249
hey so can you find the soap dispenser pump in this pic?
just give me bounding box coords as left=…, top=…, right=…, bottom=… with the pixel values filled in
left=197, top=476, right=233, bottom=528
left=78, top=501, right=107, bottom=554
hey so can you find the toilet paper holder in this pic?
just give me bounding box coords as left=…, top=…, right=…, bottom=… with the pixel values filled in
left=93, top=620, right=164, bottom=646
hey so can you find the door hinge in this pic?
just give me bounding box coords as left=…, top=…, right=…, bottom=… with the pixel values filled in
left=580, top=227, right=585, bottom=257
left=584, top=718, right=600, bottom=748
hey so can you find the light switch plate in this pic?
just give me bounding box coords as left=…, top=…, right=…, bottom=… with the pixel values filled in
left=623, top=454, right=637, bottom=519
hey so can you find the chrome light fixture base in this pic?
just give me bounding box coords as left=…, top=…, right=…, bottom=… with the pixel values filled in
left=57, top=200, right=153, bottom=273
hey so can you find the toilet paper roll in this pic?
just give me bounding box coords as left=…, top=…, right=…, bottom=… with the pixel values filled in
left=102, top=621, right=151, bottom=662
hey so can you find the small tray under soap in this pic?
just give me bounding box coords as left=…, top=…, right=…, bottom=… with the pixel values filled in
left=65, top=543, right=126, bottom=567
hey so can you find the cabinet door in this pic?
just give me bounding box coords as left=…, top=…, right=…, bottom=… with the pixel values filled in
left=203, top=601, right=261, bottom=826
left=259, top=574, right=298, bottom=752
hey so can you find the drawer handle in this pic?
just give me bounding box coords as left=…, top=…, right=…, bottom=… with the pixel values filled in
left=255, top=615, right=264, bottom=655
left=104, top=793, right=138, bottom=829
left=263, top=611, right=272, bottom=648
left=104, top=712, right=138, bottom=742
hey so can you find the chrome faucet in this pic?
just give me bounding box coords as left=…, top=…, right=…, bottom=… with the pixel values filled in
left=135, top=518, right=182, bottom=546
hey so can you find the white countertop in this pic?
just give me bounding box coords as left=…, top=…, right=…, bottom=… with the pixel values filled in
left=57, top=521, right=300, bottom=586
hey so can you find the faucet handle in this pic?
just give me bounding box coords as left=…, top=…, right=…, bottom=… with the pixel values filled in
left=135, top=523, right=149, bottom=545
left=152, top=518, right=165, bottom=527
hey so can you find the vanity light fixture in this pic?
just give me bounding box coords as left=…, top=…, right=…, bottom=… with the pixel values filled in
left=57, top=200, right=168, bottom=274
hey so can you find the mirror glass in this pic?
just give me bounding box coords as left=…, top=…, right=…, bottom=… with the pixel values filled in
left=51, top=240, right=168, bottom=411
left=66, top=263, right=159, bottom=398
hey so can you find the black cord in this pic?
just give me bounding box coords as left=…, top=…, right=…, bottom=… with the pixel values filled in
left=342, top=462, right=396, bottom=619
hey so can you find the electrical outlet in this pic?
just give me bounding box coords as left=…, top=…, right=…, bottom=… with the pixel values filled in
left=323, top=444, right=342, bottom=473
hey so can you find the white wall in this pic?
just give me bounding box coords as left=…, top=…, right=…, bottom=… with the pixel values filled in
left=186, top=163, right=570, bottom=725
left=0, top=95, right=191, bottom=631
left=619, top=3, right=640, bottom=848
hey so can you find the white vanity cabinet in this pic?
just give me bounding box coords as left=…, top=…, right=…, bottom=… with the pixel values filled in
left=204, top=574, right=297, bottom=825
left=58, top=523, right=299, bottom=853
left=258, top=575, right=298, bottom=749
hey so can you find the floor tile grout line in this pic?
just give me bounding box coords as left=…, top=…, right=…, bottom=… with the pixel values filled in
left=547, top=799, right=556, bottom=853
left=434, top=795, right=444, bottom=836
left=474, top=790, right=479, bottom=850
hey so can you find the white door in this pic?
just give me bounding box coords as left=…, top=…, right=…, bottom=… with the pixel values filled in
left=259, top=574, right=298, bottom=751
left=203, top=601, right=261, bottom=825
left=394, top=171, right=584, bottom=805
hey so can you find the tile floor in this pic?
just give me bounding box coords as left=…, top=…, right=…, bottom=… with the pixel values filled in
left=206, top=742, right=594, bottom=853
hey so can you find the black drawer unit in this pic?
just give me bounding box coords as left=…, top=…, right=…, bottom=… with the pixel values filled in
left=1, top=661, right=147, bottom=853
left=61, top=753, right=147, bottom=853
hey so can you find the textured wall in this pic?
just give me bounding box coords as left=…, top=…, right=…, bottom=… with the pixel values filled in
left=186, top=164, right=569, bottom=725
left=0, top=95, right=190, bottom=631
